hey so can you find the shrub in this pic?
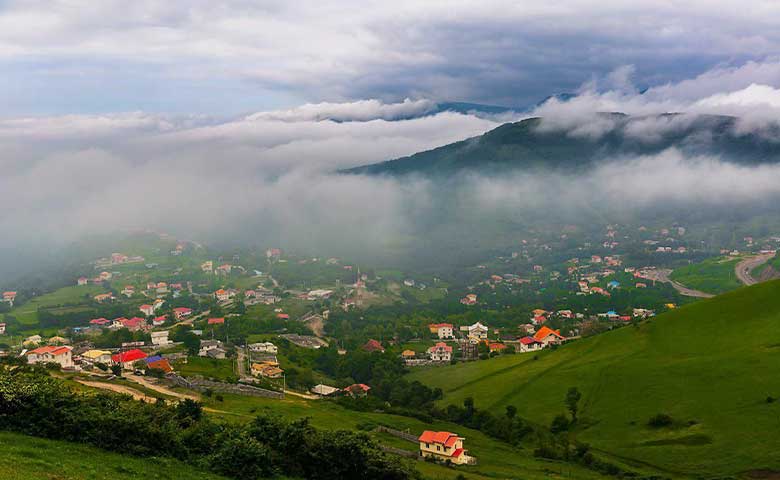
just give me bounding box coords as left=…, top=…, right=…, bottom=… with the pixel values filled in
left=647, top=413, right=674, bottom=428
left=550, top=414, right=570, bottom=433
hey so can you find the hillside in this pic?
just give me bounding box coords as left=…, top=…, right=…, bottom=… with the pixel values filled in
left=345, top=114, right=780, bottom=177
left=408, top=280, right=780, bottom=477
left=0, top=431, right=228, bottom=480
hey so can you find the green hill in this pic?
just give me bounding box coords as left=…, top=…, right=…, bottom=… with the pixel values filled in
left=408, top=280, right=780, bottom=477
left=345, top=114, right=780, bottom=177
left=0, top=431, right=228, bottom=480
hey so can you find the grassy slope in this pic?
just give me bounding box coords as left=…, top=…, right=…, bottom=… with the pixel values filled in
left=408, top=280, right=780, bottom=477
left=669, top=256, right=742, bottom=294
left=0, top=431, right=227, bottom=480
left=201, top=393, right=622, bottom=480
left=10, top=285, right=106, bottom=326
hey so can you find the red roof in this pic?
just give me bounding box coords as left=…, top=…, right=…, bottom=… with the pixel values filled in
left=112, top=349, right=147, bottom=363
left=520, top=336, right=541, bottom=345
left=345, top=383, right=371, bottom=393
left=450, top=448, right=465, bottom=458
left=90, top=317, right=110, bottom=325
left=429, top=323, right=453, bottom=329
left=418, top=431, right=460, bottom=447
left=208, top=317, right=225, bottom=325
left=489, top=343, right=507, bottom=351
left=533, top=326, right=563, bottom=342
left=362, top=339, right=384, bottom=352
left=146, top=358, right=173, bottom=373
left=29, top=346, right=71, bottom=356
left=276, top=313, right=289, bottom=319
left=428, top=342, right=453, bottom=353
left=174, top=307, right=192, bottom=314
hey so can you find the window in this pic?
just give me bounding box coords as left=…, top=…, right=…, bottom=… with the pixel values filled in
left=436, top=445, right=441, bottom=451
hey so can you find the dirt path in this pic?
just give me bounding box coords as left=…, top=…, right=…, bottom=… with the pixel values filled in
left=735, top=253, right=775, bottom=286
left=126, top=374, right=200, bottom=401
left=284, top=388, right=319, bottom=400
left=76, top=379, right=154, bottom=402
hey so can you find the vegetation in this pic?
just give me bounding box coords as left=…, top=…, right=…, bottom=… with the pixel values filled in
left=409, top=280, right=780, bottom=477
left=670, top=256, right=742, bottom=294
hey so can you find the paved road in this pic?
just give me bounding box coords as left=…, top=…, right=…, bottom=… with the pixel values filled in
left=642, top=269, right=715, bottom=298
left=735, top=253, right=775, bottom=286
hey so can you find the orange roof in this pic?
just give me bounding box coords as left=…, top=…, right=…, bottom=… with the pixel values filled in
left=418, top=430, right=460, bottom=447
left=533, top=326, right=563, bottom=341
left=28, top=345, right=71, bottom=356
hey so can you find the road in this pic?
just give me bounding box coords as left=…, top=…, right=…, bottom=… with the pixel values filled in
left=735, top=253, right=775, bottom=286
left=644, top=269, right=714, bottom=298
left=126, top=374, right=200, bottom=401
left=75, top=379, right=154, bottom=402
left=236, top=347, right=252, bottom=382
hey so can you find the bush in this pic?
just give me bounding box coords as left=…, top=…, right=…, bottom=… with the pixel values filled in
left=550, top=414, right=570, bottom=433
left=647, top=413, right=674, bottom=428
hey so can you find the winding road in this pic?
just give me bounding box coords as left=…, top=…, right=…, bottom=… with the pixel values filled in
left=734, top=253, right=775, bottom=286
left=643, top=269, right=714, bottom=298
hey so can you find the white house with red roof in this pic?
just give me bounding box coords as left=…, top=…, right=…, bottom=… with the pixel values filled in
left=427, top=342, right=453, bottom=362
left=418, top=431, right=474, bottom=465
left=112, top=349, right=147, bottom=369
left=533, top=326, right=565, bottom=346
left=77, top=277, right=88, bottom=286
left=26, top=345, right=74, bottom=368
left=518, top=336, right=544, bottom=353
left=2, top=291, right=17, bottom=306
left=139, top=304, right=155, bottom=316
left=173, top=307, right=193, bottom=320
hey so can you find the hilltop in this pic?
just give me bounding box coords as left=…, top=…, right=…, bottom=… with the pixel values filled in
left=408, top=280, right=780, bottom=477
left=345, top=114, right=780, bottom=177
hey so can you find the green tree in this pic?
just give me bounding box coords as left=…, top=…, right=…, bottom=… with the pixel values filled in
left=505, top=405, right=517, bottom=419
left=565, top=387, right=582, bottom=423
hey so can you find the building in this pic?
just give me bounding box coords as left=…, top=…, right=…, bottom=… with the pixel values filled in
left=418, top=431, right=474, bottom=465
left=77, top=277, right=88, bottom=286
left=362, top=339, right=385, bottom=353
left=460, top=293, right=478, bottom=305
left=428, top=323, right=454, bottom=339
left=26, top=346, right=74, bottom=368
left=518, top=337, right=543, bottom=353
left=2, top=291, right=16, bottom=306
left=81, top=349, right=112, bottom=364
left=201, top=261, right=213, bottom=272
left=144, top=355, right=173, bottom=373
left=344, top=383, right=371, bottom=397
left=427, top=342, right=453, bottom=362
left=0, top=323, right=5, bottom=335
left=465, top=322, right=488, bottom=340
left=199, top=339, right=224, bottom=358
left=488, top=342, right=507, bottom=353
left=251, top=362, right=283, bottom=378
left=173, top=307, right=193, bottom=320
left=533, top=326, right=565, bottom=346
left=23, top=335, right=42, bottom=347
left=151, top=330, right=171, bottom=346
left=112, top=349, right=148, bottom=369
left=207, top=317, right=225, bottom=325
left=311, top=384, right=340, bottom=396
left=139, top=304, right=155, bottom=316
left=249, top=342, right=278, bottom=354
left=214, top=289, right=230, bottom=302
left=93, top=293, right=114, bottom=303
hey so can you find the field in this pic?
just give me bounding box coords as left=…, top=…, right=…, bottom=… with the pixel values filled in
left=9, top=285, right=106, bottom=326
left=409, top=280, right=780, bottom=477
left=669, top=256, right=742, bottom=294
left=174, top=356, right=236, bottom=381
left=201, top=392, right=629, bottom=480
left=0, top=431, right=227, bottom=480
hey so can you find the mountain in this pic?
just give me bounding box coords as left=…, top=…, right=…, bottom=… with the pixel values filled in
left=344, top=113, right=780, bottom=177
left=409, top=280, right=780, bottom=477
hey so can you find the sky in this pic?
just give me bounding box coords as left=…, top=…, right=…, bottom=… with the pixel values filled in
left=5, top=1, right=780, bottom=281
left=3, top=0, right=780, bottom=114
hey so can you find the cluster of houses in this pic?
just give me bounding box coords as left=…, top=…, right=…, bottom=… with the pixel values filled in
left=24, top=342, right=175, bottom=374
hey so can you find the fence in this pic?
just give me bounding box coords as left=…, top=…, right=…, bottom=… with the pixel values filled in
left=167, top=374, right=283, bottom=399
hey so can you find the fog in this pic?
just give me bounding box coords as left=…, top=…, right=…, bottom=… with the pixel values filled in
left=4, top=61, right=780, bottom=280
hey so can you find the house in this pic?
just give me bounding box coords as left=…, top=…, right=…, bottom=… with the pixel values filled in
left=121, top=285, right=135, bottom=297
left=0, top=323, right=5, bottom=335
left=2, top=291, right=16, bottom=306
left=465, top=322, right=488, bottom=340
left=152, top=315, right=167, bottom=326
left=214, top=289, right=230, bottom=302
left=276, top=313, right=290, bottom=320
left=48, top=336, right=70, bottom=345
left=251, top=362, right=283, bottom=378
left=90, top=317, right=111, bottom=326
left=99, top=271, right=112, bottom=281
left=607, top=280, right=620, bottom=289
left=401, top=349, right=417, bottom=359
left=93, top=293, right=114, bottom=303
left=199, top=339, right=224, bottom=358
left=249, top=342, right=278, bottom=354
left=26, top=346, right=74, bottom=368
left=533, top=326, right=565, bottom=346
left=139, top=304, right=155, bottom=316
left=207, top=317, right=225, bottom=325
left=121, top=317, right=147, bottom=332
left=427, top=342, right=453, bottom=362
left=428, top=323, right=454, bottom=339
left=518, top=336, right=543, bottom=353
left=112, top=349, right=148, bottom=369
left=344, top=383, right=371, bottom=397
left=216, top=264, right=232, bottom=274
left=418, top=431, right=473, bottom=465
left=362, top=339, right=385, bottom=353
left=23, top=335, right=42, bottom=347
left=311, top=384, right=340, bottom=396
left=77, top=277, right=88, bottom=286
left=173, top=307, right=193, bottom=320
left=488, top=342, right=507, bottom=353
left=81, top=349, right=112, bottom=364
left=460, top=293, right=478, bottom=305
left=151, top=330, right=171, bottom=346
left=144, top=355, right=173, bottom=373
left=201, top=261, right=213, bottom=272
left=153, top=298, right=165, bottom=311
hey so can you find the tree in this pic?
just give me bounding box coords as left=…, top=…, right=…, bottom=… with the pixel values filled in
left=182, top=332, right=200, bottom=355
left=550, top=414, right=570, bottom=434
left=505, top=405, right=517, bottom=419
left=463, top=397, right=475, bottom=419
left=565, top=387, right=582, bottom=423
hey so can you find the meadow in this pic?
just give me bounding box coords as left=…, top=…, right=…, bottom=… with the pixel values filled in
left=409, top=280, right=780, bottom=477
left=669, top=256, right=742, bottom=294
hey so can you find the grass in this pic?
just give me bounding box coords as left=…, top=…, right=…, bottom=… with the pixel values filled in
left=0, top=431, right=228, bottom=480
left=9, top=285, right=106, bottom=325
left=670, top=256, right=742, bottom=294
left=175, top=356, right=236, bottom=381
left=201, top=393, right=621, bottom=480
left=408, top=280, right=780, bottom=477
